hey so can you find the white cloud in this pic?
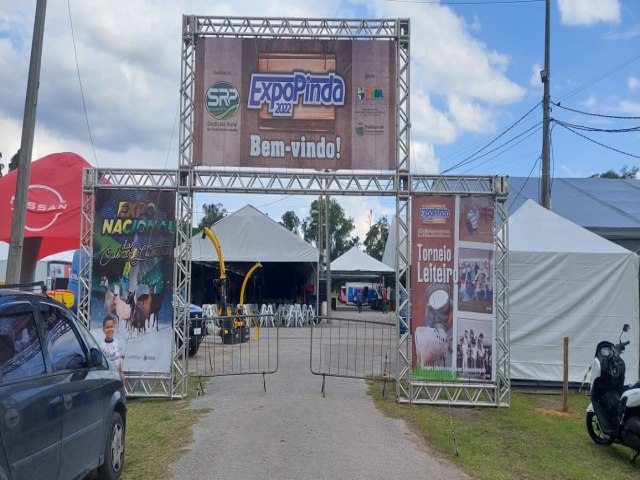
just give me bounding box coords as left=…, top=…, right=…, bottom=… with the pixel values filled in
left=557, top=0, right=620, bottom=27
left=629, top=77, right=640, bottom=93
left=447, top=95, right=493, bottom=134
left=579, top=95, right=598, bottom=109
left=410, top=140, right=439, bottom=175
left=617, top=100, right=640, bottom=116
left=529, top=62, right=543, bottom=88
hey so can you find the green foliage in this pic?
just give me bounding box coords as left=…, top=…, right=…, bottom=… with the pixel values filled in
left=302, top=197, right=357, bottom=260
left=280, top=210, right=300, bottom=235
left=363, top=216, right=389, bottom=260
left=591, top=165, right=638, bottom=179
left=9, top=150, right=19, bottom=171
left=194, top=202, right=227, bottom=236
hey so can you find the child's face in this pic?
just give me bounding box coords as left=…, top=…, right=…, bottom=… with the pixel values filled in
left=103, top=320, right=115, bottom=341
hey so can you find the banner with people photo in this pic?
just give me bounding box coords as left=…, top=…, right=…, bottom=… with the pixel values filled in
left=411, top=194, right=496, bottom=382
left=90, top=189, right=176, bottom=374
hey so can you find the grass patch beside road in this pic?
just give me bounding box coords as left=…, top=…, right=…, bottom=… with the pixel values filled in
left=368, top=382, right=639, bottom=480
left=98, top=377, right=211, bottom=480
left=121, top=377, right=211, bottom=479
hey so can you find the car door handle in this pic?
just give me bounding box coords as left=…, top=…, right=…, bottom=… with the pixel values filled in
left=63, top=394, right=73, bottom=411
left=5, top=408, right=19, bottom=429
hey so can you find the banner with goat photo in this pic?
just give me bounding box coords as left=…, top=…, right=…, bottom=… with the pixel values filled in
left=411, top=194, right=496, bottom=382
left=91, top=189, right=176, bottom=374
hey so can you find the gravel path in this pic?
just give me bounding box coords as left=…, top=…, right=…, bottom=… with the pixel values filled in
left=172, top=310, right=472, bottom=480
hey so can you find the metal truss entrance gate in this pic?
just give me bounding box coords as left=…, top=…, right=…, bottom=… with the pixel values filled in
left=77, top=16, right=510, bottom=406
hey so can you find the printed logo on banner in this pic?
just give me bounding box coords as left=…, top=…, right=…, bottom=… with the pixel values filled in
left=247, top=71, right=346, bottom=117
left=357, top=86, right=384, bottom=101
left=10, top=184, right=68, bottom=232
left=419, top=205, right=450, bottom=224
left=206, top=81, right=240, bottom=120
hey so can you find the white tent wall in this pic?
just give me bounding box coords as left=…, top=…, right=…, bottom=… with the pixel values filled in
left=510, top=251, right=639, bottom=383
left=509, top=200, right=640, bottom=384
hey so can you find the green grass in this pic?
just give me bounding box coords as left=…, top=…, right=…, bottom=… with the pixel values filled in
left=88, top=376, right=211, bottom=479
left=367, top=381, right=639, bottom=480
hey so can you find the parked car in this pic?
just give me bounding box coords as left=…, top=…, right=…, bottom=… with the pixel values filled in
left=0, top=286, right=127, bottom=480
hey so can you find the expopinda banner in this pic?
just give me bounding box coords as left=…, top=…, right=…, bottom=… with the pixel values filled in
left=194, top=37, right=397, bottom=170
left=411, top=195, right=497, bottom=382
left=90, top=189, right=176, bottom=374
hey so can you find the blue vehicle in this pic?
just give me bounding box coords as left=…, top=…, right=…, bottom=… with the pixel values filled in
left=0, top=284, right=127, bottom=480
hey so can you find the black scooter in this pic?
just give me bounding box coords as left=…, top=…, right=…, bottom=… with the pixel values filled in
left=586, top=324, right=640, bottom=464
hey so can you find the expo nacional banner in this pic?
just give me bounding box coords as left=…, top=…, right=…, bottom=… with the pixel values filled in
left=90, top=189, right=176, bottom=374
left=411, top=194, right=497, bottom=382
left=194, top=37, right=397, bottom=170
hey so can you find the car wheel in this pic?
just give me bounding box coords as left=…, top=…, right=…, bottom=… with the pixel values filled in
left=586, top=411, right=614, bottom=446
left=98, top=411, right=125, bottom=480
left=188, top=342, right=200, bottom=356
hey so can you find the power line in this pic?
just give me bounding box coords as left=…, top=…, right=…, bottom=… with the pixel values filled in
left=508, top=155, right=540, bottom=211
left=554, top=121, right=640, bottom=160
left=67, top=0, right=99, bottom=168
left=441, top=101, right=541, bottom=173
left=552, top=102, right=640, bottom=120
left=558, top=52, right=640, bottom=103
left=553, top=119, right=640, bottom=134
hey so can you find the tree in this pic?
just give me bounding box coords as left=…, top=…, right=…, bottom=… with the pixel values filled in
left=364, top=216, right=389, bottom=261
left=302, top=197, right=357, bottom=260
left=280, top=210, right=300, bottom=235
left=194, top=202, right=226, bottom=236
left=591, top=165, right=638, bottom=179
left=8, top=150, right=19, bottom=172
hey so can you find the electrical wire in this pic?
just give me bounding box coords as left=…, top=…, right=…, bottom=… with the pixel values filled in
left=554, top=121, right=640, bottom=160
left=551, top=102, right=640, bottom=120
left=552, top=119, right=640, bottom=134
left=460, top=123, right=542, bottom=174
left=441, top=101, right=541, bottom=173
left=67, top=0, right=99, bottom=168
left=508, top=155, right=540, bottom=211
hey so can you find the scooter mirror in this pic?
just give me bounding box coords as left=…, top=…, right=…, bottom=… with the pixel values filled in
left=623, top=324, right=630, bottom=332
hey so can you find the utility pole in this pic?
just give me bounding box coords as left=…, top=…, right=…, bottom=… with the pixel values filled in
left=6, top=0, right=48, bottom=283
left=540, top=0, right=551, bottom=209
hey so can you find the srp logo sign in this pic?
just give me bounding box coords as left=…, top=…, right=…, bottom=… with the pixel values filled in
left=206, top=81, right=240, bottom=120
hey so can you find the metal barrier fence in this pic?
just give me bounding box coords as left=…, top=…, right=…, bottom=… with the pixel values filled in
left=310, top=316, right=396, bottom=396
left=187, top=313, right=279, bottom=392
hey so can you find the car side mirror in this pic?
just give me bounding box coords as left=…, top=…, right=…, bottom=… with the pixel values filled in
left=623, top=324, right=630, bottom=333
left=89, top=348, right=104, bottom=367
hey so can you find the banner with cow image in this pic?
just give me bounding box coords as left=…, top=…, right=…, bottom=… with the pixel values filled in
left=91, top=189, right=176, bottom=374
left=411, top=194, right=496, bottom=382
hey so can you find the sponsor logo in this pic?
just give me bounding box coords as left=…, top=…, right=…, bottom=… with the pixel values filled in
left=206, top=81, right=240, bottom=120
left=10, top=184, right=68, bottom=232
left=357, top=86, right=384, bottom=101
left=247, top=71, right=345, bottom=117
left=419, top=206, right=450, bottom=224
left=355, top=126, right=364, bottom=136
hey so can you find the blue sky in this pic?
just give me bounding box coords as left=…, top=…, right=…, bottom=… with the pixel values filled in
left=0, top=0, right=638, bottom=246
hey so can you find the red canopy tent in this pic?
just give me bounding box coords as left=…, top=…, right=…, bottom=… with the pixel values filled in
left=0, top=152, right=90, bottom=260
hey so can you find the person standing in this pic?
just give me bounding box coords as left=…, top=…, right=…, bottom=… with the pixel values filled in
left=100, top=315, right=124, bottom=380
left=356, top=290, right=363, bottom=313
left=381, top=287, right=388, bottom=314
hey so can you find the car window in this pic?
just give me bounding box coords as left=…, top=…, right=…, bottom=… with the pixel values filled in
left=39, top=303, right=88, bottom=371
left=0, top=302, right=46, bottom=382
left=73, top=313, right=108, bottom=369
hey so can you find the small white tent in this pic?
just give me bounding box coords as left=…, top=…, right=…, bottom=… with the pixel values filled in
left=330, top=247, right=394, bottom=275
left=509, top=200, right=639, bottom=384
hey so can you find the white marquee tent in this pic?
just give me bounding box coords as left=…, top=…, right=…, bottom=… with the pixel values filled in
left=509, top=200, right=639, bottom=384
left=330, top=247, right=394, bottom=276
left=190, top=205, right=319, bottom=263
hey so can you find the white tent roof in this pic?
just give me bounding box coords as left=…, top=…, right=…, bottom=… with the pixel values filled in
left=510, top=199, right=631, bottom=254
left=330, top=247, right=394, bottom=273
left=190, top=205, right=319, bottom=263
left=509, top=199, right=639, bottom=384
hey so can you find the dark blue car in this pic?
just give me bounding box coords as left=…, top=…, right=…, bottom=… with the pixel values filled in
left=0, top=287, right=127, bottom=480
